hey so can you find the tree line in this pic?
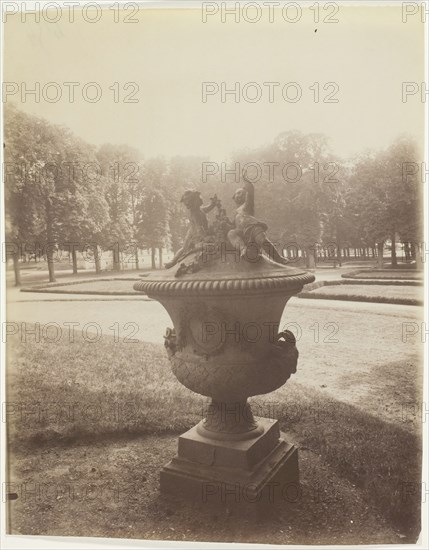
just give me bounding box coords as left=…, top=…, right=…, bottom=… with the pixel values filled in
left=4, top=104, right=423, bottom=285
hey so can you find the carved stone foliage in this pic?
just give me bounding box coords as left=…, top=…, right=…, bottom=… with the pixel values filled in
left=163, top=322, right=299, bottom=402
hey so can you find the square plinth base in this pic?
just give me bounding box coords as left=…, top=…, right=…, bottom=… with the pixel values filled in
left=160, top=417, right=299, bottom=504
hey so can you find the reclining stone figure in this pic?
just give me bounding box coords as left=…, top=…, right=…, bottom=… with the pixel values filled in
left=228, top=175, right=289, bottom=265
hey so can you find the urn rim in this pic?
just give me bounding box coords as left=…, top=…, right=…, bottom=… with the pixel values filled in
left=134, top=265, right=315, bottom=296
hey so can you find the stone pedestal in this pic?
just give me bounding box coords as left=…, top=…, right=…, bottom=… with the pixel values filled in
left=160, top=417, right=299, bottom=505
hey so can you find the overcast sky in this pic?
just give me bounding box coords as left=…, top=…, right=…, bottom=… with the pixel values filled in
left=4, top=4, right=425, bottom=161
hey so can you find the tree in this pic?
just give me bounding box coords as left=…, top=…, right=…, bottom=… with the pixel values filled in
left=55, top=134, right=111, bottom=275
left=383, top=136, right=422, bottom=267
left=4, top=104, right=32, bottom=285
left=4, top=106, right=72, bottom=282
left=232, top=131, right=333, bottom=268
left=135, top=189, right=168, bottom=269
left=347, top=150, right=390, bottom=267
left=347, top=136, right=422, bottom=269
left=96, top=144, right=138, bottom=271
left=165, top=156, right=205, bottom=255
left=5, top=105, right=115, bottom=282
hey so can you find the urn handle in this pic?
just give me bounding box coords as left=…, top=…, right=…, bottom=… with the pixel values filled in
left=164, top=327, right=177, bottom=357
left=276, top=329, right=296, bottom=346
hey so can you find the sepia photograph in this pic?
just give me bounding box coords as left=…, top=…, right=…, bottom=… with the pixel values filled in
left=1, top=1, right=428, bottom=549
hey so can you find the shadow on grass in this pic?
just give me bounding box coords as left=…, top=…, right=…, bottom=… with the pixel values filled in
left=253, top=386, right=422, bottom=537
left=6, top=330, right=422, bottom=539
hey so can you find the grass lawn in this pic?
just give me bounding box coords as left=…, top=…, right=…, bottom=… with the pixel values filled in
left=5, top=326, right=422, bottom=543
left=303, top=284, right=422, bottom=305
left=343, top=270, right=422, bottom=280
left=22, top=279, right=141, bottom=295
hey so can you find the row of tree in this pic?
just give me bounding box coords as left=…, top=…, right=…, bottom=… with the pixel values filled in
left=4, top=104, right=423, bottom=284
left=229, top=131, right=422, bottom=269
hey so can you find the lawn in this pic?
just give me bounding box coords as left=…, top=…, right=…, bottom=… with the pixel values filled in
left=343, top=270, right=422, bottom=280
left=5, top=326, right=422, bottom=543
left=22, top=278, right=142, bottom=295
left=303, top=284, right=422, bottom=305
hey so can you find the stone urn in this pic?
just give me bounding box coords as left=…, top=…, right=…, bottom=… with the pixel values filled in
left=134, top=185, right=314, bottom=502
left=134, top=255, right=314, bottom=502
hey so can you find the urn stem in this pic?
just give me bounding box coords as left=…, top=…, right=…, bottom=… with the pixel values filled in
left=197, top=399, right=264, bottom=441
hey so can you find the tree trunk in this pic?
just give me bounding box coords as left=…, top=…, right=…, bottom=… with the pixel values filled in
left=135, top=248, right=139, bottom=270
left=93, top=245, right=101, bottom=274
left=47, top=246, right=56, bottom=282
left=158, top=247, right=163, bottom=268
left=391, top=233, right=397, bottom=268
left=46, top=203, right=56, bottom=283
left=415, top=243, right=423, bottom=270
left=13, top=252, right=21, bottom=286
left=336, top=244, right=342, bottom=267
left=377, top=241, right=384, bottom=268
left=404, top=242, right=411, bottom=262
left=306, top=248, right=316, bottom=269
left=151, top=247, right=156, bottom=269
left=72, top=248, right=78, bottom=275
left=112, top=246, right=121, bottom=272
